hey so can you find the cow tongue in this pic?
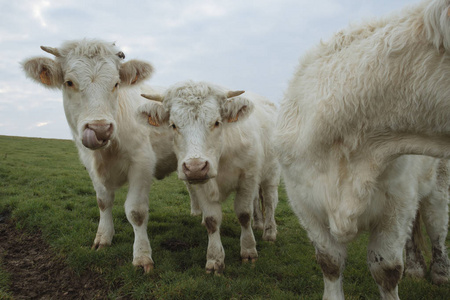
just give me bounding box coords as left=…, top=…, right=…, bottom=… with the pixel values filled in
left=82, top=128, right=105, bottom=149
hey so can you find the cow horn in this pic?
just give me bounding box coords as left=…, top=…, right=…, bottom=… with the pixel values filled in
left=117, top=51, right=125, bottom=59
left=40, top=46, right=61, bottom=57
left=227, top=90, right=245, bottom=98
left=141, top=93, right=164, bottom=102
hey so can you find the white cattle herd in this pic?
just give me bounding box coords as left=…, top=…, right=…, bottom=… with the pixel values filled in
left=21, top=0, right=450, bottom=298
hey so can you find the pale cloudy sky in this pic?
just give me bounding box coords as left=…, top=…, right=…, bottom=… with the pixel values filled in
left=1, top=0, right=413, bottom=140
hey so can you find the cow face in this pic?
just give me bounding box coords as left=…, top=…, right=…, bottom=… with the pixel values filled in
left=22, top=40, right=153, bottom=150
left=138, top=81, right=253, bottom=184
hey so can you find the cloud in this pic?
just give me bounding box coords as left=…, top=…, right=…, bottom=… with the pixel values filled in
left=1, top=0, right=414, bottom=139
left=32, top=0, right=51, bottom=27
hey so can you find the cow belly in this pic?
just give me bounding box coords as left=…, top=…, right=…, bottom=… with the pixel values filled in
left=281, top=159, right=420, bottom=240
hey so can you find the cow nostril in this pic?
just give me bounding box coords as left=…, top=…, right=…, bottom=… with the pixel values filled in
left=201, top=161, right=209, bottom=171
left=87, top=123, right=113, bottom=140
left=182, top=162, right=190, bottom=173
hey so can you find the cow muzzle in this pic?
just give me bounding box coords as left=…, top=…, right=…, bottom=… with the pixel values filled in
left=82, top=122, right=113, bottom=150
left=182, top=158, right=210, bottom=184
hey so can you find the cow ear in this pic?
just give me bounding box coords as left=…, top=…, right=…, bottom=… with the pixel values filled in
left=120, top=60, right=154, bottom=86
left=21, top=57, right=64, bottom=89
left=137, top=100, right=169, bottom=127
left=221, top=94, right=254, bottom=123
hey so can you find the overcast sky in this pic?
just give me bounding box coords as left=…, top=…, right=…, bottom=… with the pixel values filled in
left=1, top=0, right=414, bottom=140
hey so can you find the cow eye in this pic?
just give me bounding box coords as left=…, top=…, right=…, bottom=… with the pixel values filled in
left=113, top=82, right=119, bottom=92
left=214, top=121, right=220, bottom=128
left=170, top=123, right=177, bottom=130
left=65, top=80, right=74, bottom=87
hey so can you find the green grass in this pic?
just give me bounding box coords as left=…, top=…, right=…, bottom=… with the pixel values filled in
left=0, top=135, right=449, bottom=299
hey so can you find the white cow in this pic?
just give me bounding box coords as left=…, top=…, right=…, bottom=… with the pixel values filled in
left=138, top=80, right=280, bottom=274
left=22, top=39, right=176, bottom=272
left=275, top=0, right=450, bottom=299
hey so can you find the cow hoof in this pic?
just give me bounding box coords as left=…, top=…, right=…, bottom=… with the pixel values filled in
left=262, top=229, right=277, bottom=242
left=404, top=269, right=425, bottom=280
left=242, top=256, right=258, bottom=264
left=431, top=267, right=450, bottom=285
left=133, top=256, right=154, bottom=274
left=252, top=221, right=264, bottom=231
left=404, top=265, right=426, bottom=280
left=91, top=242, right=110, bottom=250
left=205, top=261, right=224, bottom=275
left=206, top=268, right=224, bottom=275
left=431, top=258, right=450, bottom=285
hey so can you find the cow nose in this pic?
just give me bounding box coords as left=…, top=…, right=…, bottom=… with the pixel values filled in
left=82, top=122, right=113, bottom=149
left=182, top=159, right=210, bottom=181
left=88, top=123, right=113, bottom=141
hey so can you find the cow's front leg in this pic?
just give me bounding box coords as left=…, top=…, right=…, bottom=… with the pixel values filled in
left=191, top=182, right=225, bottom=274
left=203, top=203, right=225, bottom=275
left=314, top=229, right=346, bottom=300
left=368, top=228, right=405, bottom=300
left=234, top=182, right=258, bottom=263
left=92, top=185, right=115, bottom=250
left=125, top=162, right=153, bottom=273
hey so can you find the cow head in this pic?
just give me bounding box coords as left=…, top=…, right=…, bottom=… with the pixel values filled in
left=22, top=39, right=153, bottom=150
left=138, top=81, right=253, bottom=183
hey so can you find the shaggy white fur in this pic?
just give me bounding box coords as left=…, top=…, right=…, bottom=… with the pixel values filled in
left=275, top=0, right=450, bottom=298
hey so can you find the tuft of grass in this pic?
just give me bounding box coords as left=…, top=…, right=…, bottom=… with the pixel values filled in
left=0, top=263, right=12, bottom=299
left=0, top=135, right=449, bottom=299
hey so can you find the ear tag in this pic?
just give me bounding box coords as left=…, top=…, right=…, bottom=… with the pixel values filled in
left=228, top=112, right=239, bottom=123
left=148, top=115, right=160, bottom=127
left=39, top=70, right=52, bottom=85
left=131, top=74, right=139, bottom=84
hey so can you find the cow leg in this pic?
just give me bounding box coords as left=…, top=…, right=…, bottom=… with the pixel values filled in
left=368, top=229, right=405, bottom=300
left=252, top=190, right=264, bottom=231
left=185, top=182, right=202, bottom=216
left=203, top=202, right=225, bottom=274
left=92, top=185, right=115, bottom=250
left=404, top=211, right=427, bottom=279
left=420, top=189, right=450, bottom=285
left=312, top=230, right=346, bottom=300
left=260, top=182, right=278, bottom=241
left=190, top=181, right=225, bottom=274
left=234, top=182, right=258, bottom=263
left=124, top=162, right=153, bottom=273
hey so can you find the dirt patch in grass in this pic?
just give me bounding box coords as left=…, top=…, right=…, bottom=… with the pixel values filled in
left=0, top=212, right=109, bottom=299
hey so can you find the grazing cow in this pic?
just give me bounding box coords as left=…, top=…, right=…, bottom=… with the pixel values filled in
left=275, top=0, right=450, bottom=298
left=22, top=39, right=176, bottom=272
left=138, top=80, right=280, bottom=274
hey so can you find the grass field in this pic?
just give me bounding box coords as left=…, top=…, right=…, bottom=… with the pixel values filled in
left=0, top=135, right=449, bottom=299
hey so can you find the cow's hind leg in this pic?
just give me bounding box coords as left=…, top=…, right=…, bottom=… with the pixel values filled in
left=252, top=190, right=264, bottom=231
left=404, top=211, right=427, bottom=279
left=421, top=188, right=450, bottom=284
left=260, top=182, right=278, bottom=241
left=92, top=185, right=115, bottom=250
left=234, top=183, right=258, bottom=263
